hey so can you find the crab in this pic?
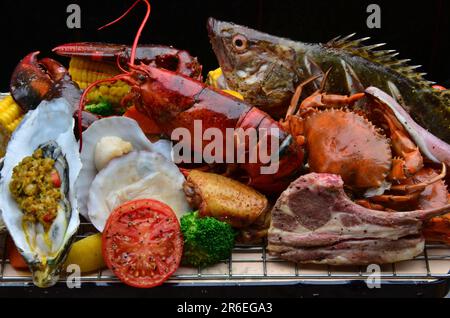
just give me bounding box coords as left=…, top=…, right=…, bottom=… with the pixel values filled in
left=280, top=74, right=448, bottom=211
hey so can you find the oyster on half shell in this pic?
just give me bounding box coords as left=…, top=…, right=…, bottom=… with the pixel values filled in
left=0, top=98, right=81, bottom=287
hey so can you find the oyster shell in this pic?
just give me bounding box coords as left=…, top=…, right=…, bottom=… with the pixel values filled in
left=0, top=98, right=81, bottom=287
left=88, top=151, right=189, bottom=232
left=76, top=116, right=172, bottom=220
left=0, top=158, right=5, bottom=232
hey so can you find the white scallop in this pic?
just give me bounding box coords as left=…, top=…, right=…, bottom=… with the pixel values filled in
left=88, top=151, right=188, bottom=232
left=76, top=117, right=172, bottom=220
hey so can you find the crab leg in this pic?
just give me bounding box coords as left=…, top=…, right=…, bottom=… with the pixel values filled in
left=285, top=75, right=322, bottom=118
left=287, top=70, right=366, bottom=118
left=367, top=163, right=447, bottom=210
left=378, top=108, right=424, bottom=180
left=390, top=163, right=447, bottom=193
left=295, top=91, right=364, bottom=114
left=370, top=192, right=421, bottom=204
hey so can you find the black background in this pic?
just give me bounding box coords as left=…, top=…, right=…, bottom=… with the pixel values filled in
left=0, top=0, right=449, bottom=91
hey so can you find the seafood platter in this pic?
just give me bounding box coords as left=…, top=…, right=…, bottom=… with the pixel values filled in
left=0, top=0, right=449, bottom=297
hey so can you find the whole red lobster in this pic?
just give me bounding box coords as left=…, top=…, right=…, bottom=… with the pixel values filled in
left=78, top=0, right=303, bottom=193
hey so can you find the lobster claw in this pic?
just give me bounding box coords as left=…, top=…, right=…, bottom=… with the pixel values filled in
left=10, top=51, right=68, bottom=111
left=53, top=42, right=203, bottom=80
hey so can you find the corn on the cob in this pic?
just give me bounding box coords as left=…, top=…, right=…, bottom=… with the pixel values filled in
left=68, top=57, right=131, bottom=108
left=0, top=95, right=24, bottom=157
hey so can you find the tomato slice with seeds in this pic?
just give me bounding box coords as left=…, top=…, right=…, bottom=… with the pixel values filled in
left=50, top=170, right=61, bottom=188
left=102, top=199, right=183, bottom=288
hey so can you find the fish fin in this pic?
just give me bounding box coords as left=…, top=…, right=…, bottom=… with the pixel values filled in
left=326, top=33, right=370, bottom=50
left=303, top=55, right=324, bottom=90
left=325, top=34, right=435, bottom=87
left=340, top=60, right=365, bottom=94
left=387, top=81, right=406, bottom=106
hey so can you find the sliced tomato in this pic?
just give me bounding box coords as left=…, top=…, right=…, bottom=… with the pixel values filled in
left=7, top=236, right=28, bottom=271
left=50, top=170, right=61, bottom=188
left=43, top=213, right=55, bottom=224
left=102, top=199, right=183, bottom=288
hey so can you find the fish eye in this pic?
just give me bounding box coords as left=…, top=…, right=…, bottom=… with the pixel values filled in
left=232, top=34, right=248, bottom=52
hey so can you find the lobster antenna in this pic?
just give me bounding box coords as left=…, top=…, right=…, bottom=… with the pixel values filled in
left=115, top=54, right=129, bottom=74
left=98, top=0, right=151, bottom=66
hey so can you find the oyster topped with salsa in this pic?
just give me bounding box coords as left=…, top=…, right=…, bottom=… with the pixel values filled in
left=0, top=98, right=81, bottom=288
left=10, top=145, right=66, bottom=229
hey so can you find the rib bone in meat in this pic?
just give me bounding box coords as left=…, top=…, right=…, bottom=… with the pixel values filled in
left=268, top=173, right=450, bottom=265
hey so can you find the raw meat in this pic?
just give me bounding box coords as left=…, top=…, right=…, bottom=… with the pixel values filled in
left=268, top=173, right=450, bottom=265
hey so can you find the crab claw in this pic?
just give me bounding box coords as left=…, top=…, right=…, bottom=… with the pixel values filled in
left=365, top=87, right=450, bottom=167
left=10, top=52, right=68, bottom=111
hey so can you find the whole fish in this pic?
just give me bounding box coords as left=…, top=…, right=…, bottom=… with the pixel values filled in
left=207, top=18, right=450, bottom=143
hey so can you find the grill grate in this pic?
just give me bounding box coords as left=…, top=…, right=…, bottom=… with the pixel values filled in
left=0, top=222, right=448, bottom=285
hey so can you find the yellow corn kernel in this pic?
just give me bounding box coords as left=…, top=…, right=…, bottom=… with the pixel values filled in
left=0, top=95, right=23, bottom=157
left=68, top=57, right=130, bottom=108
left=7, top=117, right=23, bottom=132
left=98, top=85, right=109, bottom=95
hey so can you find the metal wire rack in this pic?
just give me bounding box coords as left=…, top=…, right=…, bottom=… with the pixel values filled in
left=0, top=222, right=448, bottom=286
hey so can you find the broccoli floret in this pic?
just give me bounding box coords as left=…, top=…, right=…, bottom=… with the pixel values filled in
left=85, top=100, right=114, bottom=116
left=181, top=211, right=236, bottom=268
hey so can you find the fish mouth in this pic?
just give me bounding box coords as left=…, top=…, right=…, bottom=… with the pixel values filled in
left=206, top=17, right=216, bottom=38
left=207, top=17, right=233, bottom=73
